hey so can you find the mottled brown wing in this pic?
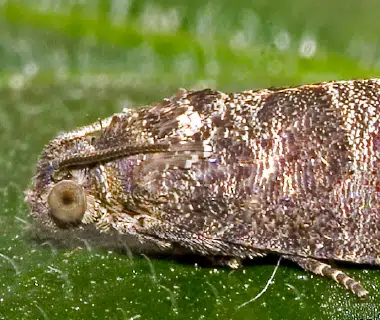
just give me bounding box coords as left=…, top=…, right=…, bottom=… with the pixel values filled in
left=130, top=82, right=379, bottom=265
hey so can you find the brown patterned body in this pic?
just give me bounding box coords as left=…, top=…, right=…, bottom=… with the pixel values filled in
left=26, top=79, right=379, bottom=298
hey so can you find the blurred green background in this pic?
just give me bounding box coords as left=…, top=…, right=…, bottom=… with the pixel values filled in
left=0, top=0, right=379, bottom=319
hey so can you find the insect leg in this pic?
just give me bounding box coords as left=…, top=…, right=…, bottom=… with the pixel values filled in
left=209, top=257, right=242, bottom=269
left=284, top=255, right=369, bottom=299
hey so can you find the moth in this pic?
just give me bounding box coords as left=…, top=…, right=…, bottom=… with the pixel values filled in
left=25, top=79, right=379, bottom=299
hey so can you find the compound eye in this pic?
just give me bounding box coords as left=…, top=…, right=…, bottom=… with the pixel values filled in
left=48, top=180, right=86, bottom=222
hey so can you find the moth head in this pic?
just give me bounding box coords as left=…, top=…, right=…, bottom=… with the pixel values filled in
left=25, top=160, right=154, bottom=252
left=25, top=162, right=92, bottom=231
left=24, top=143, right=173, bottom=254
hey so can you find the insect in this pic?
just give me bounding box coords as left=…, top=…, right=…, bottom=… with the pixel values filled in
left=25, top=79, right=379, bottom=299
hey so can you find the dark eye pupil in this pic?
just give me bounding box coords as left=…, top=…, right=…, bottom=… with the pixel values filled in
left=61, top=192, right=74, bottom=205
